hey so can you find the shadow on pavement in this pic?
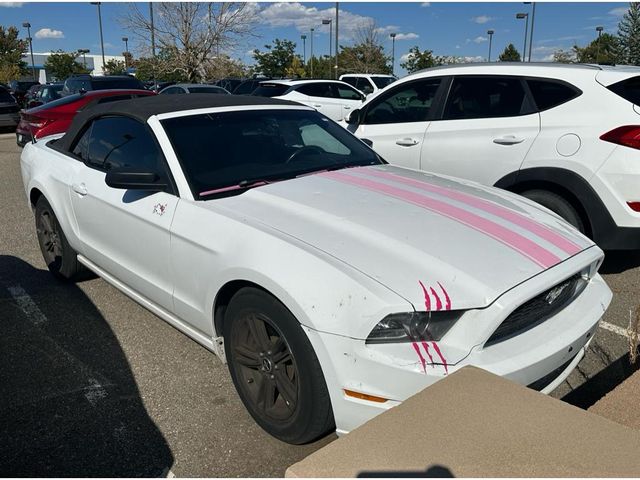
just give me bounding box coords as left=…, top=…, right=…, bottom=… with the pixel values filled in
left=357, top=465, right=455, bottom=477
left=600, top=250, right=640, bottom=274
left=0, top=255, right=173, bottom=476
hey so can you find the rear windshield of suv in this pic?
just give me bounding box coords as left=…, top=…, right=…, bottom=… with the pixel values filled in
left=251, top=83, right=290, bottom=97
left=607, top=76, right=640, bottom=106
left=91, top=78, right=145, bottom=90
left=371, top=77, right=396, bottom=89
left=0, top=87, right=15, bottom=103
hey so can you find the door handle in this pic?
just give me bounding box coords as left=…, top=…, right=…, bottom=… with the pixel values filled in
left=343, top=106, right=351, bottom=110
left=395, top=138, right=419, bottom=147
left=493, top=135, right=525, bottom=145
left=72, top=183, right=88, bottom=196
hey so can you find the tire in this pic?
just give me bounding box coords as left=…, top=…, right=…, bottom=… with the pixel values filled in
left=521, top=189, right=586, bottom=234
left=35, top=196, right=86, bottom=280
left=224, top=287, right=334, bottom=444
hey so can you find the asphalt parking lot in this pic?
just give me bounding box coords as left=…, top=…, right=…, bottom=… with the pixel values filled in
left=0, top=131, right=638, bottom=476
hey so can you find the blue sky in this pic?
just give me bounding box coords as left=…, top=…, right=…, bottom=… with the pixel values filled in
left=0, top=1, right=631, bottom=74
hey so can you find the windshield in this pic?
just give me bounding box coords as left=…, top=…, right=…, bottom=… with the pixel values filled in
left=252, top=84, right=290, bottom=97
left=161, top=109, right=383, bottom=199
left=91, top=78, right=145, bottom=90
left=371, top=76, right=396, bottom=89
left=187, top=86, right=229, bottom=94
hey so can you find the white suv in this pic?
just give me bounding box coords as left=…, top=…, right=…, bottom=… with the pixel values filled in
left=345, top=63, right=640, bottom=250
left=339, top=74, right=397, bottom=96
left=252, top=79, right=365, bottom=122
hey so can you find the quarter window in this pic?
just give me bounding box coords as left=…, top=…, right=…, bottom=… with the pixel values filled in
left=363, top=78, right=442, bottom=124
left=444, top=76, right=528, bottom=120
left=527, top=79, right=580, bottom=111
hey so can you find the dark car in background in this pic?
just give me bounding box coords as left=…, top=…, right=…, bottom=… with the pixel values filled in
left=212, top=78, right=243, bottom=92
left=16, top=88, right=155, bottom=147
left=8, top=80, right=40, bottom=107
left=0, top=85, right=20, bottom=130
left=232, top=78, right=272, bottom=95
left=159, top=83, right=230, bottom=95
left=25, top=83, right=64, bottom=108
left=62, top=74, right=145, bottom=95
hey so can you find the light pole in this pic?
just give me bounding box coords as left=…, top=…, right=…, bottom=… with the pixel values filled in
left=526, top=1, right=536, bottom=62
left=487, top=29, right=494, bottom=62
left=390, top=32, right=396, bottom=76
left=596, top=26, right=604, bottom=64
left=90, top=2, right=106, bottom=69
left=149, top=2, right=156, bottom=57
left=78, top=48, right=90, bottom=70
left=122, top=36, right=128, bottom=69
left=22, top=22, right=36, bottom=80
left=310, top=28, right=315, bottom=77
left=335, top=2, right=339, bottom=78
left=323, top=19, right=332, bottom=79
left=516, top=13, right=529, bottom=62
left=301, top=34, right=307, bottom=65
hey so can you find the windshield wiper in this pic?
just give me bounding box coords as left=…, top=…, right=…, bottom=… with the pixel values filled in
left=199, top=177, right=279, bottom=198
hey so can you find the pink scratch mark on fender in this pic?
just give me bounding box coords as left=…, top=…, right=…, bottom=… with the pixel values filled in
left=412, top=342, right=427, bottom=374
left=430, top=287, right=442, bottom=311
left=437, top=282, right=451, bottom=310
left=420, top=341, right=435, bottom=366
left=430, top=342, right=449, bottom=374
left=418, top=280, right=431, bottom=311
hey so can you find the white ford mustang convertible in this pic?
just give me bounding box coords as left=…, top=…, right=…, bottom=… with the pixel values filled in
left=20, top=95, right=612, bottom=443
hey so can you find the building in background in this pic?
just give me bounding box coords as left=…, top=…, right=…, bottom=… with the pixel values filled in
left=21, top=52, right=127, bottom=82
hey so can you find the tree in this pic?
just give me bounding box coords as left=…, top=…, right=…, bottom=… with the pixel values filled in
left=120, top=2, right=258, bottom=82
left=253, top=38, right=298, bottom=77
left=400, top=46, right=441, bottom=73
left=0, top=25, right=28, bottom=83
left=573, top=33, right=622, bottom=64
left=552, top=49, right=576, bottom=63
left=43, top=50, right=88, bottom=81
left=123, top=51, right=134, bottom=70
left=338, top=20, right=391, bottom=75
left=305, top=55, right=334, bottom=78
left=284, top=55, right=306, bottom=79
left=618, top=2, right=640, bottom=65
left=134, top=50, right=188, bottom=82
left=498, top=43, right=521, bottom=62
left=203, top=54, right=251, bottom=80
left=103, top=59, right=127, bottom=75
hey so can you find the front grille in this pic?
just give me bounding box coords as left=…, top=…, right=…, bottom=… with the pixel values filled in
left=486, top=273, right=586, bottom=346
left=0, top=105, right=19, bottom=114
left=527, top=354, right=577, bottom=391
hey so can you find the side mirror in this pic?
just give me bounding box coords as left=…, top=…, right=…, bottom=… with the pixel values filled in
left=105, top=168, right=167, bottom=191
left=346, top=108, right=361, bottom=125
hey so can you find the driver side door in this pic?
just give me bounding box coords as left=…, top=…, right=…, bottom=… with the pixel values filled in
left=350, top=77, right=446, bottom=169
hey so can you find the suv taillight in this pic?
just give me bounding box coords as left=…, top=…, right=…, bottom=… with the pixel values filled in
left=600, top=126, right=640, bottom=149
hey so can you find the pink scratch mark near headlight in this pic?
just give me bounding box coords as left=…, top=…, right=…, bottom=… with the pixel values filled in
left=429, top=286, right=442, bottom=311
left=430, top=341, right=449, bottom=375
left=418, top=280, right=431, bottom=311
left=411, top=342, right=427, bottom=374
left=437, top=282, right=451, bottom=310
left=420, top=341, right=436, bottom=366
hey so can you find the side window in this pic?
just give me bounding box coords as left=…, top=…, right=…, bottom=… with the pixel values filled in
left=355, top=78, right=374, bottom=95
left=341, top=77, right=357, bottom=88
left=163, top=87, right=182, bottom=95
left=333, top=83, right=363, bottom=101
left=527, top=79, right=581, bottom=111
left=363, top=78, right=442, bottom=125
left=96, top=94, right=132, bottom=104
left=71, top=124, right=92, bottom=160
left=444, top=76, right=528, bottom=120
left=85, top=116, right=165, bottom=173
left=297, top=83, right=334, bottom=98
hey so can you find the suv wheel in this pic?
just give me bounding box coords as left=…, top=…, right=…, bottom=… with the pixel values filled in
left=521, top=189, right=585, bottom=234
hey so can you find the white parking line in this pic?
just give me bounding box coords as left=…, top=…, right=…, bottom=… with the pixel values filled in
left=600, top=320, right=631, bottom=338
left=6, top=284, right=48, bottom=325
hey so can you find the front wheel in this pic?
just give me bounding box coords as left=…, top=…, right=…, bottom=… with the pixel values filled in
left=224, top=287, right=334, bottom=444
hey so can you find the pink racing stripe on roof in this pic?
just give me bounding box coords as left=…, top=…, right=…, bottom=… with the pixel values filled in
left=356, top=168, right=582, bottom=256
left=321, top=171, right=561, bottom=268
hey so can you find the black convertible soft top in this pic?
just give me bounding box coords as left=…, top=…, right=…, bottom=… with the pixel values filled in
left=55, top=93, right=303, bottom=152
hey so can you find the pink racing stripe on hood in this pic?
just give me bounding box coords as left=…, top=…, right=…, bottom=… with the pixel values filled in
left=321, top=171, right=561, bottom=268
left=356, top=168, right=582, bottom=256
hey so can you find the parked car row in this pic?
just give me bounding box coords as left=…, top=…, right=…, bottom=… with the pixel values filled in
left=20, top=93, right=613, bottom=444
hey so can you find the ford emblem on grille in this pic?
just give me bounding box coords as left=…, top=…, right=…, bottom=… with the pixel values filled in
left=545, top=282, right=569, bottom=305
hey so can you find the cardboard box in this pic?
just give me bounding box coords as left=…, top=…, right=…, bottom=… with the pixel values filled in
left=286, top=366, right=640, bottom=477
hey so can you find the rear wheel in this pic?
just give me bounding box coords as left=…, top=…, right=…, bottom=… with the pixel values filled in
left=224, top=287, right=334, bottom=444
left=35, top=196, right=86, bottom=280
left=521, top=189, right=586, bottom=234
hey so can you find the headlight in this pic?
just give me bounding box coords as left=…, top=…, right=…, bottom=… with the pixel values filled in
left=365, top=311, right=464, bottom=344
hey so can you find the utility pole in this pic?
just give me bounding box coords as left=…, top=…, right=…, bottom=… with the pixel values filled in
left=596, top=26, right=604, bottom=64
left=149, top=2, right=156, bottom=57
left=516, top=13, right=529, bottom=62
left=335, top=2, right=339, bottom=79
left=90, top=2, right=106, bottom=70
left=390, top=33, right=396, bottom=76
left=527, top=2, right=536, bottom=62
left=301, top=35, right=307, bottom=65
left=487, top=29, right=494, bottom=61
left=310, top=28, right=314, bottom=77
left=323, top=19, right=332, bottom=79
left=22, top=22, right=36, bottom=80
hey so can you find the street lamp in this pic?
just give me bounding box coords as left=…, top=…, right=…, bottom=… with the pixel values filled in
left=525, top=1, right=536, bottom=62
left=22, top=22, right=36, bottom=80
left=390, top=32, right=397, bottom=76
left=310, top=28, right=315, bottom=77
left=122, top=36, right=129, bottom=69
left=335, top=1, right=339, bottom=79
left=487, top=29, right=495, bottom=62
left=596, top=26, right=604, bottom=64
left=301, top=34, right=307, bottom=65
left=78, top=48, right=90, bottom=70
left=90, top=2, right=106, bottom=69
left=516, top=13, right=529, bottom=62
left=322, top=19, right=332, bottom=79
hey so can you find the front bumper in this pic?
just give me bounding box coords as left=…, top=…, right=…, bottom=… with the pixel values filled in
left=307, top=267, right=611, bottom=435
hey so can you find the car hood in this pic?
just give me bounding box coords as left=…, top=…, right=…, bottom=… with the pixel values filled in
left=212, top=165, right=593, bottom=311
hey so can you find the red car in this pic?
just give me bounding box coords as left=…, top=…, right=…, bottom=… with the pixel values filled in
left=16, top=89, right=155, bottom=147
